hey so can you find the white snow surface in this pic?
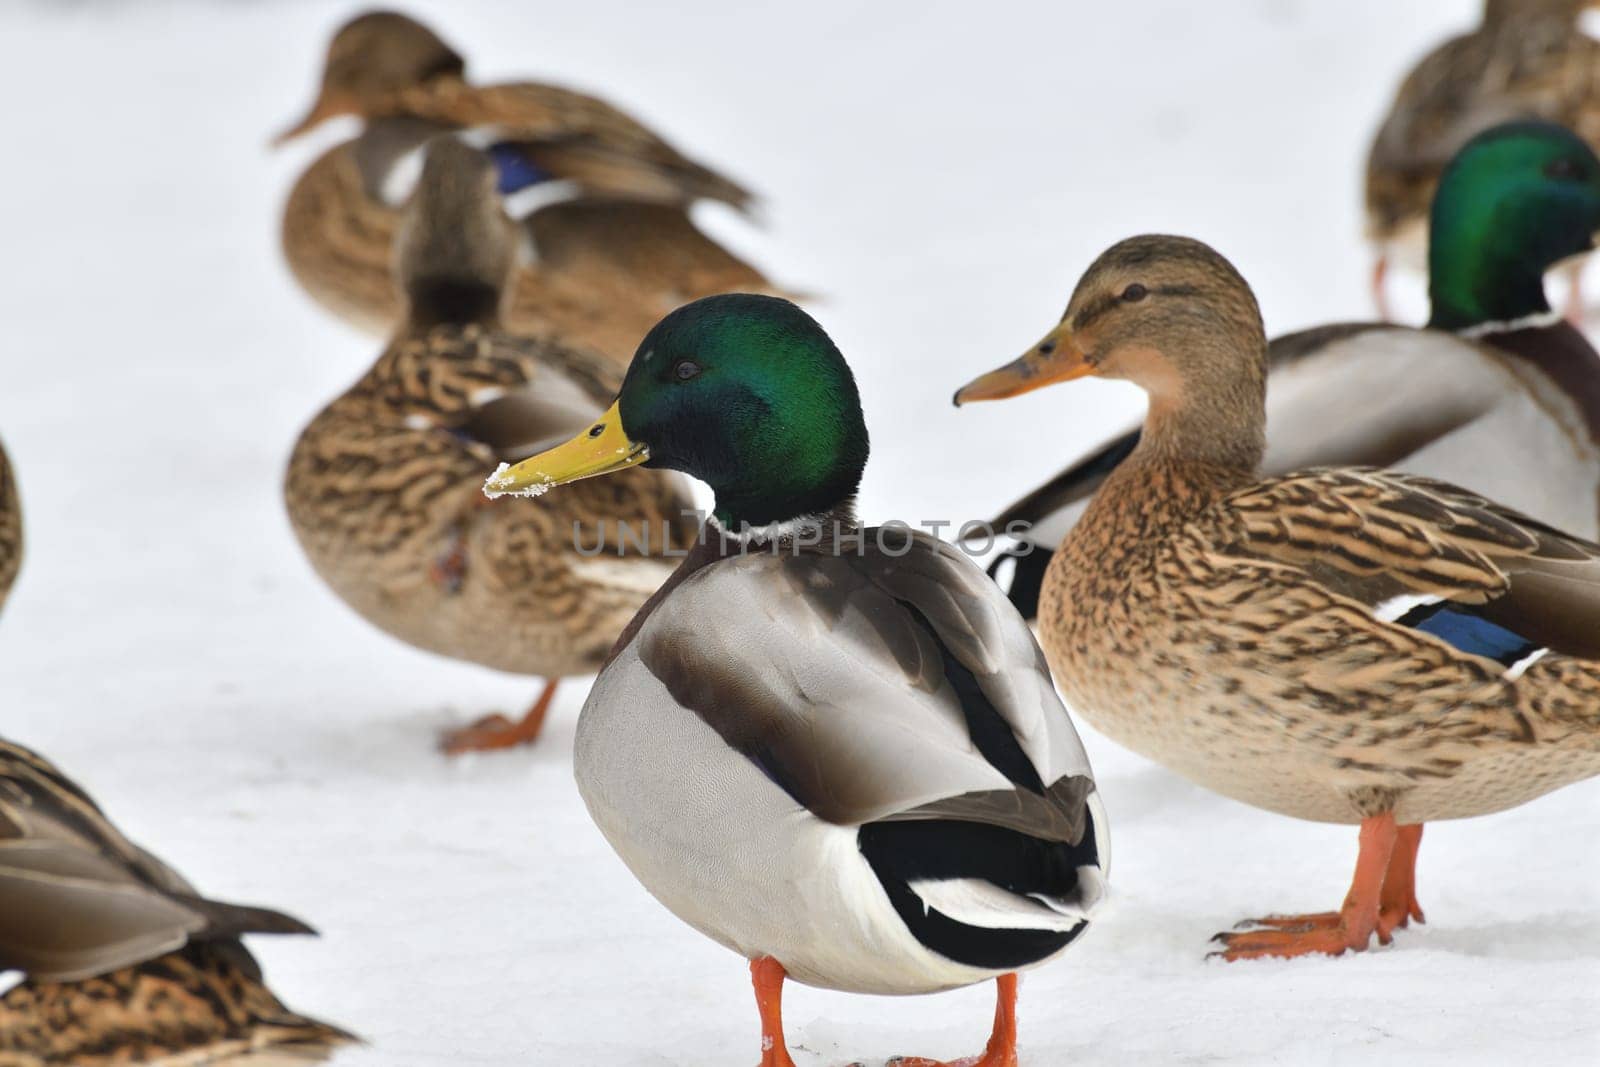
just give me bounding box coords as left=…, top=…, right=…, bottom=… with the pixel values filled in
left=2, top=1, right=1597, bottom=1064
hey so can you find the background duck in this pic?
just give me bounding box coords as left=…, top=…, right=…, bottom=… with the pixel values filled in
left=0, top=442, right=18, bottom=614
left=278, top=9, right=780, bottom=364
left=287, top=136, right=695, bottom=754
left=1366, top=0, right=1600, bottom=317
left=0, top=737, right=350, bottom=1064
left=957, top=235, right=1600, bottom=961
left=985, top=121, right=1600, bottom=619
left=484, top=294, right=1108, bottom=1066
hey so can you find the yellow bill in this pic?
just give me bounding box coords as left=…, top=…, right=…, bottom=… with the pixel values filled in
left=482, top=400, right=648, bottom=499
left=952, top=321, right=1094, bottom=405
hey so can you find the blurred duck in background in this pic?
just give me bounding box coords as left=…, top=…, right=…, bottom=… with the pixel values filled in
left=287, top=137, right=695, bottom=755
left=0, top=737, right=351, bottom=1064
left=986, top=122, right=1600, bottom=619
left=0, top=443, right=18, bottom=615
left=956, top=235, right=1600, bottom=961
left=277, top=9, right=781, bottom=365
left=1367, top=0, right=1600, bottom=319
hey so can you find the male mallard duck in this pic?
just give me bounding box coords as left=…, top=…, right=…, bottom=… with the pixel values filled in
left=1367, top=0, right=1600, bottom=316
left=277, top=9, right=778, bottom=363
left=0, top=737, right=351, bottom=1063
left=986, top=121, right=1600, bottom=619
left=0, top=442, right=18, bottom=614
left=483, top=294, right=1108, bottom=1064
left=287, top=136, right=695, bottom=754
left=956, top=234, right=1600, bottom=960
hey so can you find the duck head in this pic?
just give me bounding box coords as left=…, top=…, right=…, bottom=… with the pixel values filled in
left=1428, top=121, right=1600, bottom=331
left=955, top=235, right=1267, bottom=469
left=275, top=10, right=464, bottom=145
left=485, top=295, right=871, bottom=532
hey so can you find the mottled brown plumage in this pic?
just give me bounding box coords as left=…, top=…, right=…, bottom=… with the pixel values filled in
left=0, top=738, right=350, bottom=1064
left=0, top=442, right=19, bottom=614
left=278, top=10, right=778, bottom=358
left=1366, top=0, right=1600, bottom=265
left=959, top=234, right=1600, bottom=959
left=286, top=138, right=695, bottom=750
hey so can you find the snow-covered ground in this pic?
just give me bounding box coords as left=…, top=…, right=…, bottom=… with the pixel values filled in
left=2, top=1, right=1598, bottom=1063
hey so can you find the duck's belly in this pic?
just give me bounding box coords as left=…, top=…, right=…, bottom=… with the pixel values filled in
left=1057, top=652, right=1600, bottom=827
left=573, top=652, right=1011, bottom=996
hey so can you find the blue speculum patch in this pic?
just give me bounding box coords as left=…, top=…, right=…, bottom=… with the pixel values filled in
left=487, top=143, right=553, bottom=195
left=1397, top=601, right=1540, bottom=667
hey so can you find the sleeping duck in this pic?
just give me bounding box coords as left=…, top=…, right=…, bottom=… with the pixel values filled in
left=1367, top=0, right=1600, bottom=317
left=985, top=121, right=1600, bottom=619
left=287, top=136, right=696, bottom=753
left=957, top=234, right=1600, bottom=960
left=0, top=736, right=351, bottom=1063
left=277, top=9, right=781, bottom=364
left=483, top=294, right=1108, bottom=1064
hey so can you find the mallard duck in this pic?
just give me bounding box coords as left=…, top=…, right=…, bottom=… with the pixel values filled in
left=1367, top=0, right=1600, bottom=317
left=287, top=136, right=695, bottom=754
left=482, top=294, right=1108, bottom=1064
left=986, top=121, right=1600, bottom=620
left=277, top=9, right=779, bottom=363
left=0, top=441, right=18, bottom=614
left=956, top=234, right=1600, bottom=960
left=0, top=736, right=351, bottom=1063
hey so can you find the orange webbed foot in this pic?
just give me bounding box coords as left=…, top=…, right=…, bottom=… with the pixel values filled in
left=886, top=973, right=1020, bottom=1067
left=438, top=681, right=558, bottom=754
left=1210, top=920, right=1371, bottom=961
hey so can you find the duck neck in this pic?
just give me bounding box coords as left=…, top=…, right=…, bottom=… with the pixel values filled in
left=1428, top=222, right=1553, bottom=333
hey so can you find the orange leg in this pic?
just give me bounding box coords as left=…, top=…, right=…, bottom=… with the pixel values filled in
left=888, top=974, right=1020, bottom=1067
left=750, top=958, right=798, bottom=1067
left=1376, top=823, right=1425, bottom=943
left=1212, top=813, right=1398, bottom=961
left=1372, top=253, right=1393, bottom=323
left=439, top=679, right=559, bottom=755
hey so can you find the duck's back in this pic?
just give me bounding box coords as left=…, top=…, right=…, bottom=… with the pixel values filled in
left=0, top=444, right=19, bottom=611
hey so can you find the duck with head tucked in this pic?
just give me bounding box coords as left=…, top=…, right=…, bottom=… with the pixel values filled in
left=1367, top=0, right=1600, bottom=317
left=277, top=9, right=780, bottom=363
left=957, top=235, right=1600, bottom=960
left=0, top=737, right=351, bottom=1064
left=985, top=121, right=1600, bottom=619
left=287, top=136, right=696, bottom=754
left=484, top=294, right=1108, bottom=1064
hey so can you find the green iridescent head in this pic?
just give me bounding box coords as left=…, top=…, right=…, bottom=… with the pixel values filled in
left=485, top=295, right=870, bottom=530
left=620, top=295, right=870, bottom=527
left=1428, top=121, right=1600, bottom=331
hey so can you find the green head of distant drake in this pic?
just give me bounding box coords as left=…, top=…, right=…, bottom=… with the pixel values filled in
left=486, top=295, right=870, bottom=532
left=1428, top=121, right=1600, bottom=331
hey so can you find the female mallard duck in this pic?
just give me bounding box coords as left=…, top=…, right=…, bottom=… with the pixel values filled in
left=287, top=136, right=696, bottom=754
left=1367, top=0, right=1600, bottom=316
left=0, top=736, right=351, bottom=1063
left=483, top=294, right=1108, bottom=1064
left=986, top=121, right=1600, bottom=619
left=0, top=441, right=18, bottom=614
left=277, top=9, right=779, bottom=363
left=956, top=234, right=1600, bottom=960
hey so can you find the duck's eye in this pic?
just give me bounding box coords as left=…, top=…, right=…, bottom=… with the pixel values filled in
left=1120, top=283, right=1148, bottom=303
left=673, top=359, right=702, bottom=381
left=1545, top=156, right=1585, bottom=181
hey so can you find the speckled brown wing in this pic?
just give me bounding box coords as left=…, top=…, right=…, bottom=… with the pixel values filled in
left=0, top=740, right=315, bottom=983
left=0, top=444, right=19, bottom=612
left=375, top=79, right=755, bottom=210
left=1367, top=17, right=1600, bottom=239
